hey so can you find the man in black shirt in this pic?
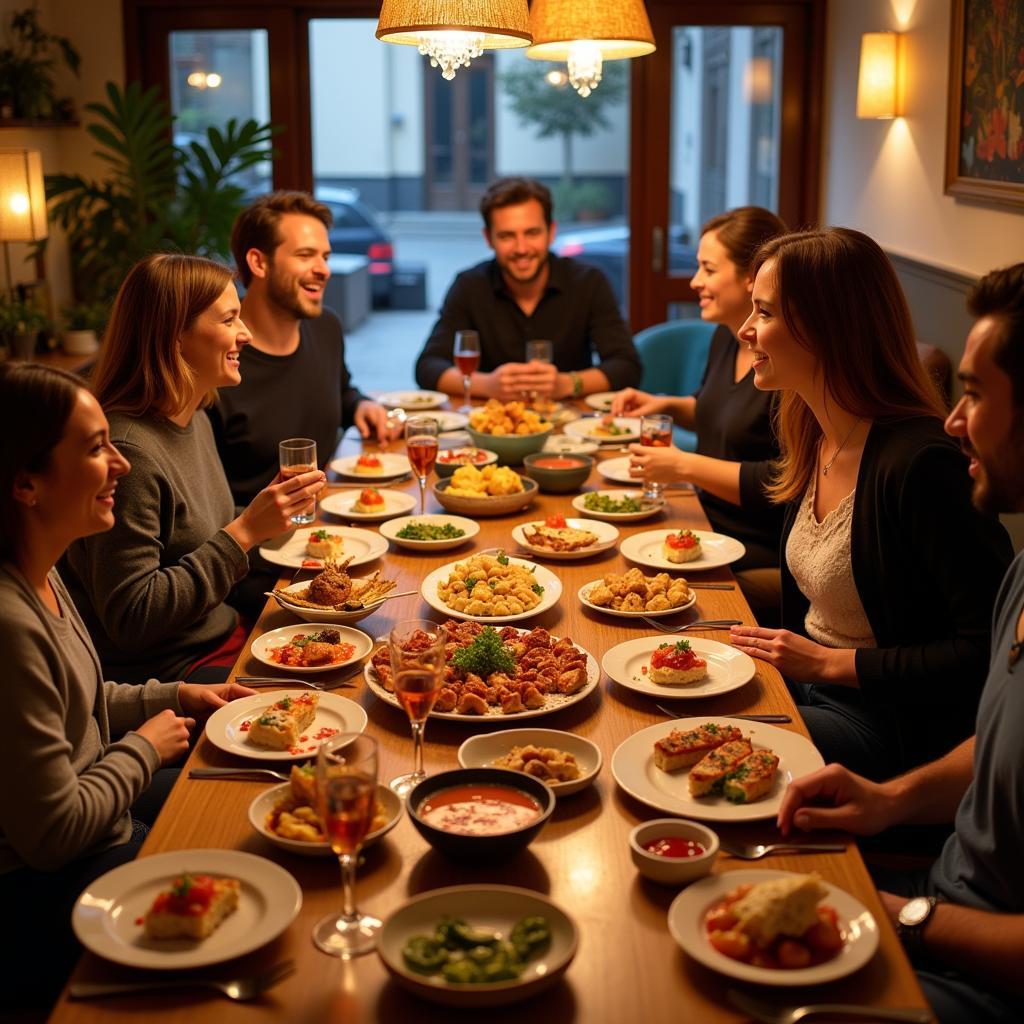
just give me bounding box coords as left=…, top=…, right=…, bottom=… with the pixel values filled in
left=415, top=177, right=641, bottom=401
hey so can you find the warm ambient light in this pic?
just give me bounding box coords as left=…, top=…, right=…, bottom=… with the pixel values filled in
left=0, top=150, right=47, bottom=243
left=186, top=70, right=222, bottom=89
left=527, top=0, right=655, bottom=98
left=857, top=32, right=903, bottom=119
left=376, top=0, right=532, bottom=81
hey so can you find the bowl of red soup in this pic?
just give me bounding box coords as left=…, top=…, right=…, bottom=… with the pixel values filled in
left=523, top=452, right=594, bottom=493
left=629, top=818, right=719, bottom=886
left=408, top=768, right=556, bottom=861
left=435, top=447, right=499, bottom=479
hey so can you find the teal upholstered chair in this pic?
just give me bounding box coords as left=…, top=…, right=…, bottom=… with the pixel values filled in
left=633, top=319, right=716, bottom=451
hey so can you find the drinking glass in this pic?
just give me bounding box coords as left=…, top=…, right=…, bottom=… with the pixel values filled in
left=524, top=338, right=554, bottom=407
left=388, top=619, right=447, bottom=797
left=405, top=417, right=439, bottom=515
left=279, top=438, right=318, bottom=525
left=313, top=733, right=381, bottom=958
left=640, top=414, right=673, bottom=500
left=453, top=330, right=480, bottom=413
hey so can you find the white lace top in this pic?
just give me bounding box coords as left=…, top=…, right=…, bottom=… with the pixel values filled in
left=785, top=482, right=877, bottom=649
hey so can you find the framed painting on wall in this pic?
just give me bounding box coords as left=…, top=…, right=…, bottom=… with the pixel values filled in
left=945, top=0, right=1024, bottom=208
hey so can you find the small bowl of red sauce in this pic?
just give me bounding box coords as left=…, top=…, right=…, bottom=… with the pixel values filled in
left=629, top=818, right=719, bottom=886
left=523, top=452, right=594, bottom=493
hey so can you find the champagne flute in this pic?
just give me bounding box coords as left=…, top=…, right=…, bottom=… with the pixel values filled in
left=524, top=338, right=553, bottom=408
left=453, top=330, right=480, bottom=414
left=388, top=619, right=447, bottom=797
left=405, top=417, right=439, bottom=515
left=640, top=413, right=673, bottom=500
left=313, top=733, right=380, bottom=958
left=279, top=438, right=318, bottom=525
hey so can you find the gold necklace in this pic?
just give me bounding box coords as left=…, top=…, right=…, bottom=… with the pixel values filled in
left=820, top=419, right=862, bottom=477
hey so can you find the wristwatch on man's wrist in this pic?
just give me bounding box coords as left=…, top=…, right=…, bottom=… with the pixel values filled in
left=895, top=896, right=937, bottom=954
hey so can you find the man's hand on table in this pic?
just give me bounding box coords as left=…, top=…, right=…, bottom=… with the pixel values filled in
left=486, top=361, right=560, bottom=401
left=355, top=399, right=401, bottom=446
left=178, top=681, right=257, bottom=719
left=777, top=762, right=899, bottom=837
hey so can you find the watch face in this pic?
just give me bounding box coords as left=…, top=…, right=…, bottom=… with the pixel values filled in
left=899, top=896, right=933, bottom=927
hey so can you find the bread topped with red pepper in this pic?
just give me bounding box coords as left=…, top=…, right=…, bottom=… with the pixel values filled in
left=653, top=722, right=743, bottom=772
left=353, top=487, right=385, bottom=513
left=143, top=873, right=240, bottom=940
left=662, top=529, right=702, bottom=564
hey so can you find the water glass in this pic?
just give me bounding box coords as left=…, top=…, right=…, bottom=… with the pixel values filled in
left=279, top=438, right=318, bottom=525
left=640, top=414, right=673, bottom=500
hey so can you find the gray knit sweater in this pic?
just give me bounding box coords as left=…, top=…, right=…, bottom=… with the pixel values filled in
left=62, top=412, right=249, bottom=682
left=0, top=567, right=180, bottom=873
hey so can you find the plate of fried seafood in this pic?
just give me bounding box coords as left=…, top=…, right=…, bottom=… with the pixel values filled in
left=511, top=516, right=619, bottom=560
left=270, top=560, right=400, bottom=623
left=365, top=621, right=599, bottom=720
left=248, top=767, right=402, bottom=857
left=577, top=568, right=696, bottom=618
left=258, top=526, right=388, bottom=570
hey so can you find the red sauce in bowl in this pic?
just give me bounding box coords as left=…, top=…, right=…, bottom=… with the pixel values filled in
left=532, top=457, right=584, bottom=470
left=418, top=784, right=542, bottom=835
left=642, top=836, right=707, bottom=858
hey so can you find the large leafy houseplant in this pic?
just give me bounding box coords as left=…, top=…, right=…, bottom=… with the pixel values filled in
left=45, top=81, right=277, bottom=304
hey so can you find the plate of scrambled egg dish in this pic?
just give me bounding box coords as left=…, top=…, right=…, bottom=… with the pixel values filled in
left=433, top=466, right=538, bottom=516
left=422, top=551, right=561, bottom=623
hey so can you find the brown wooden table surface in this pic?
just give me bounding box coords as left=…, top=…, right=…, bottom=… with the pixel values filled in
left=49, top=421, right=933, bottom=1024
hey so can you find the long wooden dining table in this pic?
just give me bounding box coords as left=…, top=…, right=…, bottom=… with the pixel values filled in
left=48, top=420, right=934, bottom=1024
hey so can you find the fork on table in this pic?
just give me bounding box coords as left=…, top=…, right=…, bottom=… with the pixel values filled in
left=235, top=675, right=354, bottom=690
left=727, top=988, right=933, bottom=1023
left=189, top=767, right=292, bottom=783
left=641, top=616, right=741, bottom=633
left=69, top=960, right=296, bottom=1002
left=718, top=838, right=847, bottom=860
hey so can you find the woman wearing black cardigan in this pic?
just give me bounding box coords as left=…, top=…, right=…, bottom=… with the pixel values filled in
left=632, top=228, right=1012, bottom=778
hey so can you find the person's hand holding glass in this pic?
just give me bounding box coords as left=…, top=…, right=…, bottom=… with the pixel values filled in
left=405, top=417, right=439, bottom=515
left=388, top=619, right=447, bottom=797
left=639, top=413, right=673, bottom=500
left=313, top=733, right=381, bottom=958
left=453, top=330, right=480, bottom=413
left=279, top=438, right=318, bottom=525
left=523, top=338, right=553, bottom=407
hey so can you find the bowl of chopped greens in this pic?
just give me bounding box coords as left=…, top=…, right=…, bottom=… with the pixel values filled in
left=378, top=885, right=578, bottom=1006
left=379, top=514, right=480, bottom=552
left=571, top=489, right=666, bottom=523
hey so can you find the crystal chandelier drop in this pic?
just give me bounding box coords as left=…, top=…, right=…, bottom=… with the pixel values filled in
left=566, top=41, right=603, bottom=97
left=417, top=31, right=484, bottom=81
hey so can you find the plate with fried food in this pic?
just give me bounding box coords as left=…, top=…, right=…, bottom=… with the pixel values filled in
left=320, top=487, right=417, bottom=522
left=563, top=414, right=641, bottom=444
left=571, top=489, right=666, bottom=522
left=270, top=560, right=400, bottom=623
left=380, top=514, right=480, bottom=552
left=259, top=526, right=389, bottom=570
left=434, top=476, right=538, bottom=517
left=330, top=452, right=412, bottom=480
left=422, top=551, right=561, bottom=623
left=249, top=768, right=402, bottom=857
left=621, top=529, right=747, bottom=572
left=457, top=728, right=602, bottom=797
left=366, top=622, right=599, bottom=721
left=467, top=399, right=552, bottom=436
left=578, top=568, right=696, bottom=618
left=251, top=623, right=374, bottom=675
left=511, top=515, right=619, bottom=560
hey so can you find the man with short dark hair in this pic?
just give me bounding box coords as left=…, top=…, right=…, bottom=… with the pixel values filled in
left=777, top=262, right=1024, bottom=1024
left=415, top=176, right=641, bottom=401
left=209, top=190, right=393, bottom=507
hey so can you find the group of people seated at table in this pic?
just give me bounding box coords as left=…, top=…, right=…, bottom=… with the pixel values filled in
left=0, top=173, right=1021, bottom=1022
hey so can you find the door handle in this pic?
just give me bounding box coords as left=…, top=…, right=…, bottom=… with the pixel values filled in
left=651, top=225, right=664, bottom=273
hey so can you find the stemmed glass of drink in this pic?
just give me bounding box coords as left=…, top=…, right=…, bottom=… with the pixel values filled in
left=313, top=732, right=381, bottom=958
left=279, top=438, right=318, bottom=525
left=453, top=330, right=480, bottom=413
left=388, top=619, right=447, bottom=797
left=640, top=414, right=673, bottom=500
left=524, top=338, right=553, bottom=408
left=405, top=417, right=439, bottom=515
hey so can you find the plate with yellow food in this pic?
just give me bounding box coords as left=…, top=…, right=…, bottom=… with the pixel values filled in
left=248, top=768, right=402, bottom=857
left=421, top=551, right=561, bottom=623
left=577, top=568, right=696, bottom=618
left=465, top=399, right=554, bottom=464
left=511, top=514, right=619, bottom=560
left=620, top=529, right=747, bottom=572
left=330, top=452, right=412, bottom=480
left=563, top=414, right=641, bottom=444
left=319, top=487, right=417, bottom=522
left=258, top=526, right=389, bottom=570
left=433, top=467, right=538, bottom=516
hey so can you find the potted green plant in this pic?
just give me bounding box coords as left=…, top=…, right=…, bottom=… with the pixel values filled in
left=0, top=294, right=48, bottom=359
left=0, top=5, right=80, bottom=121
left=61, top=300, right=107, bottom=355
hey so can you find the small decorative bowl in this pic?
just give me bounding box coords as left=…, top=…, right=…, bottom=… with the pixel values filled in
left=407, top=767, right=555, bottom=862
left=522, top=452, right=594, bottom=494
left=434, top=447, right=499, bottom=479
left=465, top=425, right=554, bottom=466
left=629, top=818, right=719, bottom=886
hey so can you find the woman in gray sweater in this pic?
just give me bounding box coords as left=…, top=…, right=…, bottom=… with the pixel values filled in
left=63, top=253, right=326, bottom=682
left=0, top=362, right=255, bottom=1006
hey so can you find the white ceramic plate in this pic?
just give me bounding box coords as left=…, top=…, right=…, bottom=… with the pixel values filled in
left=377, top=885, right=578, bottom=1007
left=204, top=691, right=368, bottom=761
left=258, top=526, right=389, bottom=570
left=457, top=728, right=602, bottom=797
left=620, top=529, right=747, bottom=572
left=404, top=410, right=470, bottom=432
left=421, top=555, right=561, bottom=623
left=571, top=489, right=666, bottom=522
left=541, top=436, right=600, bottom=456
left=364, top=630, right=599, bottom=722
left=377, top=389, right=448, bottom=410
left=584, top=390, right=619, bottom=411
left=320, top=488, right=417, bottom=522
left=577, top=577, right=697, bottom=619
left=668, top=869, right=879, bottom=986
left=72, top=849, right=301, bottom=970
left=563, top=415, right=641, bottom=444
left=270, top=576, right=403, bottom=625
left=611, top=717, right=825, bottom=822
left=601, top=636, right=756, bottom=699
left=511, top=518, right=620, bottom=560
left=596, top=456, right=644, bottom=485
left=248, top=782, right=402, bottom=857
left=379, top=514, right=480, bottom=551
left=250, top=623, right=374, bottom=675
left=330, top=453, right=413, bottom=480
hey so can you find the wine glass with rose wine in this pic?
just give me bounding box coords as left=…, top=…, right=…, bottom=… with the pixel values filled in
left=313, top=732, right=380, bottom=957
left=454, top=330, right=480, bottom=413
left=640, top=413, right=673, bottom=500
left=405, top=417, right=439, bottom=515
left=388, top=619, right=447, bottom=797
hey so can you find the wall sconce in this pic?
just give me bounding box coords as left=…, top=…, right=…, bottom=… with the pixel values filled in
left=186, top=71, right=222, bottom=89
left=0, top=149, right=48, bottom=292
left=376, top=0, right=532, bottom=81
left=526, top=0, right=655, bottom=98
left=857, top=32, right=904, bottom=119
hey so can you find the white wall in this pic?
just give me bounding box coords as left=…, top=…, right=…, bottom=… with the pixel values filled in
left=822, top=0, right=1024, bottom=277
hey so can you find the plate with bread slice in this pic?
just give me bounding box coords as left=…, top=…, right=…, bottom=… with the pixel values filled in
left=611, top=717, right=824, bottom=822
left=602, top=636, right=755, bottom=699
left=620, top=529, right=746, bottom=572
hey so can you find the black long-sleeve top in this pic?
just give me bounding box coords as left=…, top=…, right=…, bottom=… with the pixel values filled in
left=414, top=255, right=641, bottom=391
left=739, top=415, right=1014, bottom=763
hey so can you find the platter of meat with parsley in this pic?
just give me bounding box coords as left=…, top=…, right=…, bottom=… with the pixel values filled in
left=366, top=622, right=600, bottom=720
